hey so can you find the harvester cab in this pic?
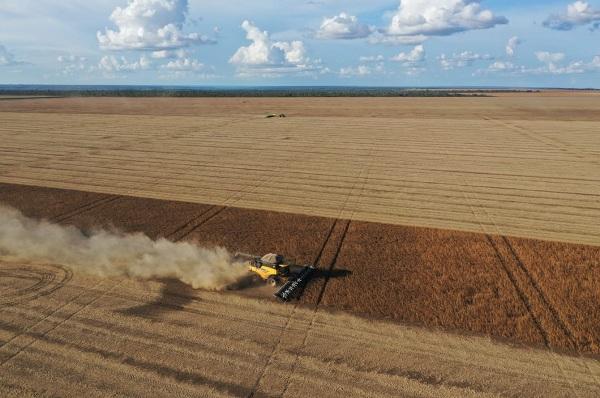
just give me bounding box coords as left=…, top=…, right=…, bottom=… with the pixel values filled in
left=235, top=252, right=316, bottom=302
left=247, top=253, right=290, bottom=287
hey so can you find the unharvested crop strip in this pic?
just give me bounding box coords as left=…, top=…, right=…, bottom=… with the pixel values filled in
left=314, top=220, right=351, bottom=308
left=166, top=205, right=224, bottom=242
left=502, top=236, right=578, bottom=349
left=51, top=195, right=121, bottom=223
left=485, top=235, right=550, bottom=348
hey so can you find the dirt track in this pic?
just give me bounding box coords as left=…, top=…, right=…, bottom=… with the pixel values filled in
left=1, top=95, right=600, bottom=246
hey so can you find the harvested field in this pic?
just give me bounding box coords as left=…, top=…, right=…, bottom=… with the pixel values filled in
left=2, top=182, right=600, bottom=356
left=2, top=93, right=600, bottom=396
left=1, top=268, right=598, bottom=398
left=1, top=94, right=600, bottom=246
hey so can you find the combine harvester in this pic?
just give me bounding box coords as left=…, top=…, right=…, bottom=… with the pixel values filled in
left=235, top=253, right=316, bottom=302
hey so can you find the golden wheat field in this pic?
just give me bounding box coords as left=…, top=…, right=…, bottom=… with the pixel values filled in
left=1, top=93, right=600, bottom=397
left=1, top=95, right=599, bottom=246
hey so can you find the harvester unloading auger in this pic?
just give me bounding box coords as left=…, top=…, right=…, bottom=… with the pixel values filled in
left=234, top=253, right=316, bottom=302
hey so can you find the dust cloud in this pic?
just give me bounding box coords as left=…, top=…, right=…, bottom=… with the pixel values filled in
left=0, top=205, right=247, bottom=290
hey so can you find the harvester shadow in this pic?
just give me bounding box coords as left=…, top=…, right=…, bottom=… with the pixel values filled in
left=119, top=279, right=196, bottom=321
left=313, top=268, right=352, bottom=280
left=292, top=268, right=352, bottom=301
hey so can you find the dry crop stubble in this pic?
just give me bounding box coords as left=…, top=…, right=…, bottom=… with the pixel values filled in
left=1, top=270, right=599, bottom=397
left=1, top=94, right=600, bottom=247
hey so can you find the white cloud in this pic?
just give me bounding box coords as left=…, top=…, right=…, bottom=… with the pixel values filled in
left=506, top=36, right=521, bottom=57
left=368, top=31, right=427, bottom=45
left=162, top=57, right=204, bottom=72
left=0, top=44, right=22, bottom=66
left=98, top=55, right=151, bottom=73
left=151, top=49, right=188, bottom=59
left=57, top=55, right=88, bottom=75
left=438, top=51, right=492, bottom=70
left=316, top=12, right=372, bottom=39
left=483, top=52, right=600, bottom=76
left=543, top=1, right=600, bottom=31
left=380, top=0, right=507, bottom=44
left=391, top=45, right=425, bottom=65
left=339, top=63, right=384, bottom=77
left=229, top=20, right=322, bottom=76
left=360, top=55, right=385, bottom=62
left=486, top=61, right=520, bottom=73
left=97, top=0, right=215, bottom=51
left=535, top=51, right=566, bottom=64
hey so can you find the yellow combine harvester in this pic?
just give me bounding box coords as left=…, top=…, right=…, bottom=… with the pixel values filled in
left=235, top=253, right=316, bottom=301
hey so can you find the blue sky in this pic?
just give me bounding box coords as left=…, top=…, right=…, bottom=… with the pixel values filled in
left=1, top=0, right=599, bottom=87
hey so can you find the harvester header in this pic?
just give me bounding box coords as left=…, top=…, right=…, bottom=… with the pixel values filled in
left=235, top=253, right=316, bottom=302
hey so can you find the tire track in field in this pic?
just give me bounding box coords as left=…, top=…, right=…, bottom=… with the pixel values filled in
left=277, top=144, right=374, bottom=397
left=247, top=217, right=343, bottom=398
left=493, top=119, right=600, bottom=167
left=168, top=205, right=226, bottom=242
left=0, top=278, right=116, bottom=368
left=454, top=161, right=579, bottom=350
left=0, top=264, right=73, bottom=308
left=502, top=236, right=578, bottom=348
left=51, top=195, right=121, bottom=223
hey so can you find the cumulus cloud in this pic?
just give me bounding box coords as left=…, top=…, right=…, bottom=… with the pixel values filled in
left=57, top=55, right=88, bottom=75
left=486, top=61, right=520, bottom=73
left=377, top=0, right=507, bottom=44
left=98, top=55, right=151, bottom=73
left=162, top=57, right=204, bottom=72
left=506, top=36, right=521, bottom=57
left=339, top=63, right=386, bottom=77
left=316, top=12, right=372, bottom=39
left=535, top=51, right=566, bottom=64
left=438, top=51, right=492, bottom=70
left=230, top=20, right=322, bottom=76
left=482, top=52, right=600, bottom=76
left=390, top=45, right=425, bottom=65
left=360, top=55, right=385, bottom=62
left=97, top=0, right=215, bottom=51
left=0, top=44, right=22, bottom=66
left=543, top=1, right=600, bottom=31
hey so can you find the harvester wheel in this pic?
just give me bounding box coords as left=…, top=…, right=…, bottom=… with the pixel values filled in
left=267, top=276, right=278, bottom=287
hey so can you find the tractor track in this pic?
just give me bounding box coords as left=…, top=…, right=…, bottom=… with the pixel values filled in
left=247, top=217, right=344, bottom=398
left=313, top=220, right=351, bottom=308
left=486, top=235, right=551, bottom=347
left=0, top=264, right=73, bottom=308
left=51, top=195, right=121, bottom=224
left=0, top=278, right=117, bottom=368
left=168, top=205, right=227, bottom=242
left=502, top=236, right=579, bottom=349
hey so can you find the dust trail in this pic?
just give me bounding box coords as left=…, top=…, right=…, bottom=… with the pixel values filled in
left=0, top=205, right=247, bottom=290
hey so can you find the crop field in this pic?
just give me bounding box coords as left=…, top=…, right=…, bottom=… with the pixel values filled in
left=1, top=95, right=600, bottom=246
left=1, top=94, right=600, bottom=396
left=2, top=266, right=599, bottom=398
left=1, top=182, right=600, bottom=358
